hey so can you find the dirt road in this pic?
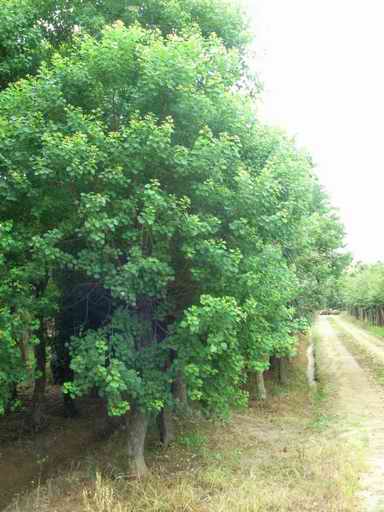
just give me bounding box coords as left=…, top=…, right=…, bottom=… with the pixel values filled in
left=334, top=316, right=384, bottom=365
left=316, top=315, right=384, bottom=511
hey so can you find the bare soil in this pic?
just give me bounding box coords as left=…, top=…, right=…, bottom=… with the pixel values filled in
left=0, top=388, right=109, bottom=510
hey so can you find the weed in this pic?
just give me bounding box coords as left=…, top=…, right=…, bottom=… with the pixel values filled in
left=310, top=413, right=334, bottom=431
left=177, top=432, right=208, bottom=450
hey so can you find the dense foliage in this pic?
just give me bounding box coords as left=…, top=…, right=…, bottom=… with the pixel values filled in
left=0, top=0, right=347, bottom=473
left=0, top=0, right=250, bottom=90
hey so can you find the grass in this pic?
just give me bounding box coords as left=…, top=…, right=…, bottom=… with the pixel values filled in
left=7, top=337, right=364, bottom=512
left=308, top=329, right=338, bottom=432
left=343, top=314, right=384, bottom=340
left=330, top=318, right=384, bottom=387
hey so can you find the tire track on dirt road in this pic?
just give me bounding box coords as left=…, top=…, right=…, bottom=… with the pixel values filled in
left=333, top=316, right=384, bottom=365
left=316, top=315, right=384, bottom=511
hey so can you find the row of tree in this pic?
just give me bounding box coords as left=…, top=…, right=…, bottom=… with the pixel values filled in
left=342, top=263, right=384, bottom=325
left=0, top=0, right=347, bottom=474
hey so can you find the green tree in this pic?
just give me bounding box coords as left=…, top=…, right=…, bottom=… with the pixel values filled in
left=0, top=1, right=347, bottom=474
left=0, top=0, right=249, bottom=90
left=342, top=263, right=384, bottom=324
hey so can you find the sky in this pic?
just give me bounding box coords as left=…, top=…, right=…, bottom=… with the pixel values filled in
left=247, top=0, right=384, bottom=262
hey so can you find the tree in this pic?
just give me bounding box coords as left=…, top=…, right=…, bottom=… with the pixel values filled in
left=0, top=0, right=249, bottom=90
left=0, top=1, right=347, bottom=474
left=342, top=263, right=384, bottom=324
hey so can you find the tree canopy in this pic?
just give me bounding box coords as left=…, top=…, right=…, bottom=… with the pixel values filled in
left=0, top=0, right=347, bottom=473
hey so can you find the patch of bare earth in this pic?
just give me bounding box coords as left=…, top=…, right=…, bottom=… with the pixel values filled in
left=316, top=315, right=384, bottom=511
left=0, top=389, right=110, bottom=511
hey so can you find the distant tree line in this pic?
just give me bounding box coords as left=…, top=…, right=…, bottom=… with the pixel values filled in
left=342, top=263, right=384, bottom=325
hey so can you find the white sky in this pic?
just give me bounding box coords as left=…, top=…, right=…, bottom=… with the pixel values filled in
left=247, top=0, right=384, bottom=262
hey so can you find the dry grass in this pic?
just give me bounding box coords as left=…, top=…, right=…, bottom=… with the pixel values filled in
left=6, top=338, right=364, bottom=512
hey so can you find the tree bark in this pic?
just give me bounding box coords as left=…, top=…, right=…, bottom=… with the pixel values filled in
left=158, top=407, right=175, bottom=448
left=5, top=383, right=18, bottom=414
left=248, top=371, right=267, bottom=400
left=278, top=357, right=289, bottom=386
left=126, top=403, right=149, bottom=478
left=255, top=371, right=267, bottom=400
left=124, top=297, right=154, bottom=476
left=63, top=393, right=79, bottom=418
left=32, top=320, right=46, bottom=429
left=172, top=371, right=187, bottom=403
left=270, top=356, right=279, bottom=383
left=172, top=370, right=192, bottom=416
left=17, top=330, right=28, bottom=367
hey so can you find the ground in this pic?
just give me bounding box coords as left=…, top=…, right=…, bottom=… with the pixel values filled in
left=3, top=316, right=384, bottom=511
left=0, top=391, right=110, bottom=510
left=316, top=316, right=384, bottom=511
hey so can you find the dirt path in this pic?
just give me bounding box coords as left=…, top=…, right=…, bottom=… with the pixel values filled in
left=316, top=315, right=384, bottom=511
left=334, top=316, right=384, bottom=364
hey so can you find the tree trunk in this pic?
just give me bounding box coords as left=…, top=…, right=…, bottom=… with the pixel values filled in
left=17, top=330, right=28, bottom=366
left=158, top=407, right=175, bottom=448
left=270, top=356, right=279, bottom=382
left=63, top=393, right=79, bottom=418
left=125, top=297, right=154, bottom=476
left=278, top=357, right=289, bottom=386
left=255, top=371, right=267, bottom=400
left=173, top=370, right=187, bottom=403
left=247, top=371, right=267, bottom=401
left=126, top=403, right=149, bottom=478
left=5, top=383, right=18, bottom=414
left=32, top=322, right=46, bottom=429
